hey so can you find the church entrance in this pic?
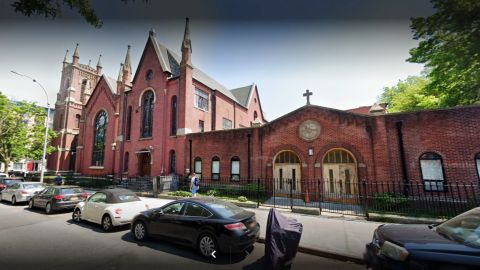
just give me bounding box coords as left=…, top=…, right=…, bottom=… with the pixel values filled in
left=273, top=151, right=301, bottom=195
left=137, top=151, right=151, bottom=176
left=322, top=149, right=358, bottom=195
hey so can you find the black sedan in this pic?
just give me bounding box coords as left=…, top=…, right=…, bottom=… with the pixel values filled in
left=28, top=185, right=88, bottom=214
left=365, top=207, right=480, bottom=270
left=131, top=197, right=260, bottom=258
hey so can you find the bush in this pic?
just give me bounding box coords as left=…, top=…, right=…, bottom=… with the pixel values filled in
left=169, top=191, right=192, bottom=197
left=372, top=192, right=408, bottom=211
left=206, top=189, right=217, bottom=196
left=237, top=196, right=248, bottom=202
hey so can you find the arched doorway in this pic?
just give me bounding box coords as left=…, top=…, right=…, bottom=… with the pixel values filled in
left=137, top=150, right=151, bottom=176
left=273, top=151, right=301, bottom=195
left=322, top=149, right=357, bottom=195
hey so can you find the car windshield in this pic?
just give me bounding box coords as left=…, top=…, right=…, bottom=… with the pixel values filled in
left=5, top=180, right=21, bottom=185
left=115, top=193, right=140, bottom=202
left=436, top=208, right=480, bottom=248
left=60, top=188, right=83, bottom=194
left=22, top=183, right=45, bottom=189
left=207, top=200, right=244, bottom=218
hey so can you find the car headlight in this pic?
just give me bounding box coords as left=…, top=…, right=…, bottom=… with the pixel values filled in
left=380, top=241, right=409, bottom=261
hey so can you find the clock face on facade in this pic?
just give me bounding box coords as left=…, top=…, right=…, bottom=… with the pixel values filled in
left=299, top=120, right=321, bottom=141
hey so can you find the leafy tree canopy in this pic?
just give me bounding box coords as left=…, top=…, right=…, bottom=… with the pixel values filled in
left=408, top=0, right=480, bottom=107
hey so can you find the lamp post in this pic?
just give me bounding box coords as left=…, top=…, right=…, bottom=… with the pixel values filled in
left=10, top=71, right=50, bottom=183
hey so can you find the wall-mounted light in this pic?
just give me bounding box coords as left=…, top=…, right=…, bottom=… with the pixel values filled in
left=308, top=147, right=314, bottom=156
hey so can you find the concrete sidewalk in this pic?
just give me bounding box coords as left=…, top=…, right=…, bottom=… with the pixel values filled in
left=140, top=197, right=382, bottom=261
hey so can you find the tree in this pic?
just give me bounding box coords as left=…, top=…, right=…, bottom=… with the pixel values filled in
left=0, top=92, right=56, bottom=173
left=379, top=75, right=439, bottom=113
left=408, top=0, right=480, bottom=107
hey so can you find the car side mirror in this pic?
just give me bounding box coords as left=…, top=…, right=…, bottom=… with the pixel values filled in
left=153, top=209, right=164, bottom=217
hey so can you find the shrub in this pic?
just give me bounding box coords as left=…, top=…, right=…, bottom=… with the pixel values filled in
left=206, top=189, right=217, bottom=196
left=372, top=192, right=408, bottom=211
left=169, top=191, right=192, bottom=197
left=237, top=196, right=248, bottom=202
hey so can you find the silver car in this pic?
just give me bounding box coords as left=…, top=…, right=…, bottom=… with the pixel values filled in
left=0, top=182, right=46, bottom=205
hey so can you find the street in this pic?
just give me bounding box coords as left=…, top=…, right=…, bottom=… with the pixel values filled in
left=0, top=200, right=364, bottom=270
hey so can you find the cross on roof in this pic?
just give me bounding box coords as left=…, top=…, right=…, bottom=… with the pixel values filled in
left=303, top=89, right=313, bottom=105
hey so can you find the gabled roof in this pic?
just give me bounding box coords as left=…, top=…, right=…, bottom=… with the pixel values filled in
left=231, top=84, right=254, bottom=107
left=103, top=74, right=118, bottom=95
left=144, top=34, right=253, bottom=106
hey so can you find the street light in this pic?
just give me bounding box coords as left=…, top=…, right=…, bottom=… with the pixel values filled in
left=10, top=70, right=50, bottom=183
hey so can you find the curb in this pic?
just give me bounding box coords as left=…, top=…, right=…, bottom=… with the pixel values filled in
left=256, top=237, right=364, bottom=265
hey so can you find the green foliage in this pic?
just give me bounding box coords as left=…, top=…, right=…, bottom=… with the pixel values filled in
left=0, top=92, right=57, bottom=172
left=372, top=192, right=408, bottom=211
left=408, top=0, right=480, bottom=108
left=206, top=189, right=217, bottom=196
left=169, top=191, right=192, bottom=197
left=237, top=196, right=248, bottom=202
left=379, top=75, right=439, bottom=112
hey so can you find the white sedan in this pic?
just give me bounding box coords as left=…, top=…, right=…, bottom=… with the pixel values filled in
left=72, top=188, right=149, bottom=231
left=0, top=182, right=46, bottom=205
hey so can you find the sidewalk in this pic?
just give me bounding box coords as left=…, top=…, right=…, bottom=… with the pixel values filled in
left=140, top=197, right=382, bottom=261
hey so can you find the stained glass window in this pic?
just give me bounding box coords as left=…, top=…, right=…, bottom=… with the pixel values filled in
left=141, top=91, right=154, bottom=138
left=92, top=111, right=108, bottom=166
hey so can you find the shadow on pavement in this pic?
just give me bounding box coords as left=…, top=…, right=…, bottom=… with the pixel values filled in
left=65, top=219, right=131, bottom=233
left=121, top=231, right=253, bottom=265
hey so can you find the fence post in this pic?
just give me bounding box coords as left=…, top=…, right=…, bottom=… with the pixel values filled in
left=153, top=176, right=158, bottom=197
left=317, top=179, right=322, bottom=215
left=256, top=178, right=260, bottom=208
left=290, top=178, right=293, bottom=210
left=362, top=180, right=369, bottom=219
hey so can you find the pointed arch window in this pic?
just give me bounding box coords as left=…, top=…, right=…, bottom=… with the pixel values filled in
left=92, top=111, right=108, bottom=166
left=141, top=91, right=154, bottom=138
left=212, top=156, right=220, bottom=180
left=231, top=156, right=240, bottom=181
left=420, top=152, right=446, bottom=192
left=171, top=96, right=177, bottom=135
left=194, top=157, right=202, bottom=177
left=254, top=111, right=258, bottom=120
left=75, top=114, right=81, bottom=129
left=126, top=106, right=132, bottom=140
left=169, top=150, right=176, bottom=174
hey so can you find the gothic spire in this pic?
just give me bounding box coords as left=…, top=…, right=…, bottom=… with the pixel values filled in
left=63, top=49, right=69, bottom=63
left=117, top=63, right=124, bottom=82
left=72, top=43, right=79, bottom=65
left=96, top=54, right=103, bottom=75
left=181, top=17, right=192, bottom=66
left=123, top=45, right=132, bottom=74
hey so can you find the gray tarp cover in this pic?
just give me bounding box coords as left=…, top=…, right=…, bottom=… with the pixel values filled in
left=264, top=208, right=303, bottom=270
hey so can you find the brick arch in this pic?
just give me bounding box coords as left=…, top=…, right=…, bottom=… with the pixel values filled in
left=137, top=87, right=156, bottom=106
left=268, top=144, right=307, bottom=164
left=315, top=142, right=367, bottom=180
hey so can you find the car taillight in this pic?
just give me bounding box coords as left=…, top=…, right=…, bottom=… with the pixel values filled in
left=115, top=208, right=122, bottom=215
left=21, top=191, right=29, bottom=195
left=81, top=192, right=89, bottom=199
left=224, top=222, right=247, bottom=231
left=53, top=195, right=64, bottom=200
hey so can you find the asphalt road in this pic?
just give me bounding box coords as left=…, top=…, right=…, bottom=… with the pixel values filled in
left=0, top=200, right=364, bottom=270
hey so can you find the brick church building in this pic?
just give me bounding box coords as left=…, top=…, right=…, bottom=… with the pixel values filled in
left=49, top=19, right=480, bottom=197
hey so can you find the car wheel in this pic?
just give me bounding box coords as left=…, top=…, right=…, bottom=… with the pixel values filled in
left=102, top=215, right=113, bottom=232
left=11, top=196, right=16, bottom=205
left=28, top=199, right=34, bottom=209
left=132, top=221, right=148, bottom=241
left=45, top=203, right=52, bottom=214
left=198, top=233, right=218, bottom=258
left=72, top=208, right=82, bottom=223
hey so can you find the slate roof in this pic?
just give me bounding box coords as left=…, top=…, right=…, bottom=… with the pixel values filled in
left=149, top=35, right=253, bottom=107
left=231, top=84, right=254, bottom=107
left=103, top=75, right=118, bottom=94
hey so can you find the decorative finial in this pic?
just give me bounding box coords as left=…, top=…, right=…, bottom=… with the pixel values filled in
left=149, top=28, right=156, bottom=37
left=96, top=54, right=102, bottom=68
left=73, top=43, right=79, bottom=58
left=63, top=49, right=69, bottom=62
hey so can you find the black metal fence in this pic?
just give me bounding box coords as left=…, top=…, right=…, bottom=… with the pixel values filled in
left=44, top=174, right=480, bottom=219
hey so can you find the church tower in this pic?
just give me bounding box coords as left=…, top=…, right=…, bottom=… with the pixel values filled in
left=48, top=44, right=102, bottom=172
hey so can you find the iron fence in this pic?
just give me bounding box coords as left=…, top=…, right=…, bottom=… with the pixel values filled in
left=56, top=174, right=480, bottom=219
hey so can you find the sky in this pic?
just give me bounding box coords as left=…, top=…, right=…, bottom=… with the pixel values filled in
left=0, top=0, right=434, bottom=120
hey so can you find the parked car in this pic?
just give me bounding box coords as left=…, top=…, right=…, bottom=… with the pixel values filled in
left=365, top=207, right=480, bottom=270
left=0, top=173, right=8, bottom=179
left=72, top=188, right=149, bottom=232
left=28, top=185, right=89, bottom=214
left=0, top=182, right=46, bottom=205
left=0, top=178, right=23, bottom=191
left=130, top=197, right=260, bottom=258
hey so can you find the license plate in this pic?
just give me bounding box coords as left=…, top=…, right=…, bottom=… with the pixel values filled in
left=70, top=197, right=79, bottom=201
